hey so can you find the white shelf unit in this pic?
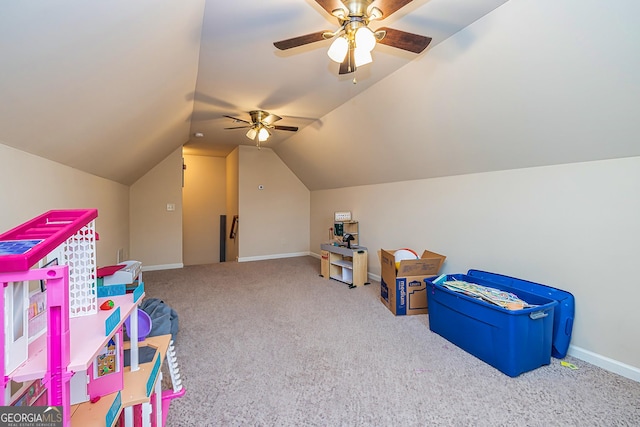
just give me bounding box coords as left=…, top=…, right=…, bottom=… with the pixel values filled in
left=333, top=221, right=359, bottom=246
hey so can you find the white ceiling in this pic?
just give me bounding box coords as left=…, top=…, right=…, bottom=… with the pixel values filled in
left=0, top=0, right=508, bottom=186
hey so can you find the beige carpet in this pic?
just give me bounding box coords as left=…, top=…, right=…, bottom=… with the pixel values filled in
left=143, top=256, right=640, bottom=426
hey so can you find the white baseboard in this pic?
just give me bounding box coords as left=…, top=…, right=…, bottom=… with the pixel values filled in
left=238, top=252, right=311, bottom=262
left=568, top=345, right=640, bottom=382
left=364, top=269, right=640, bottom=383
left=142, top=263, right=184, bottom=272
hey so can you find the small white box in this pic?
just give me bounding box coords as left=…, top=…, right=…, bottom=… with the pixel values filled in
left=103, top=260, right=142, bottom=285
left=334, top=211, right=352, bottom=221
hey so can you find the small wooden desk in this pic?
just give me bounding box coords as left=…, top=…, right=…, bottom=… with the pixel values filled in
left=320, top=243, right=368, bottom=288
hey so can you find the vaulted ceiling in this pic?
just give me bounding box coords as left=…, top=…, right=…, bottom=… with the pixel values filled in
left=0, top=0, right=508, bottom=187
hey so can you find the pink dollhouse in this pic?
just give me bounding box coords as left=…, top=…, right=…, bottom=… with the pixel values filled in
left=0, top=210, right=183, bottom=426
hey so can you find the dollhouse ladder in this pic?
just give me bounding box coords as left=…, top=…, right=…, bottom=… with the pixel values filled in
left=160, top=340, right=185, bottom=426
left=165, top=340, right=182, bottom=393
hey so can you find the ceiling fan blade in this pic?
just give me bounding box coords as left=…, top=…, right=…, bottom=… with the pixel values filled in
left=376, top=0, right=413, bottom=18
left=274, top=31, right=329, bottom=50
left=223, top=115, right=251, bottom=124
left=224, top=126, right=251, bottom=130
left=273, top=125, right=299, bottom=132
left=339, top=48, right=356, bottom=75
left=314, top=0, right=345, bottom=16
left=375, top=27, right=432, bottom=54
left=263, top=114, right=282, bottom=125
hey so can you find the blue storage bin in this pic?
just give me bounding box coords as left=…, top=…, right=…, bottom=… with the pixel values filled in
left=465, top=270, right=574, bottom=358
left=425, top=274, right=558, bottom=377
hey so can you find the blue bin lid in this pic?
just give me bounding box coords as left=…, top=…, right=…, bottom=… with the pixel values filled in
left=467, top=270, right=574, bottom=358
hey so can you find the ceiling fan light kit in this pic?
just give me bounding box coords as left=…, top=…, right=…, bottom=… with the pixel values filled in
left=327, top=24, right=376, bottom=65
left=274, top=0, right=432, bottom=75
left=353, top=46, right=373, bottom=66
left=246, top=128, right=258, bottom=140
left=257, top=127, right=270, bottom=142
left=244, top=124, right=270, bottom=147
left=355, top=26, right=376, bottom=51
left=327, top=36, right=349, bottom=62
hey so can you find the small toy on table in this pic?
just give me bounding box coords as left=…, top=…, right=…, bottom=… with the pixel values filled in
left=100, top=299, right=115, bottom=310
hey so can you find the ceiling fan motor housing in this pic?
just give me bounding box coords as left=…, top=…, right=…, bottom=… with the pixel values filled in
left=341, top=0, right=374, bottom=17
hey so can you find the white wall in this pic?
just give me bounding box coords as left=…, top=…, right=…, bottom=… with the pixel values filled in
left=311, top=156, right=640, bottom=378
left=131, top=144, right=310, bottom=266
left=299, top=0, right=640, bottom=380
left=130, top=147, right=183, bottom=269
left=0, top=143, right=129, bottom=267
left=226, top=147, right=239, bottom=262
left=182, top=154, right=226, bottom=265
left=238, top=145, right=310, bottom=260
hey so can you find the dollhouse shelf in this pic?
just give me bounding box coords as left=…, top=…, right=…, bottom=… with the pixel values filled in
left=69, top=391, right=120, bottom=427
left=70, top=335, right=172, bottom=426
left=122, top=334, right=171, bottom=406
left=69, top=295, right=140, bottom=372
left=11, top=294, right=141, bottom=382
left=0, top=209, right=98, bottom=272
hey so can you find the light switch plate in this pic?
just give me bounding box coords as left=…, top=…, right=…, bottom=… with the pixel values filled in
left=334, top=211, right=352, bottom=221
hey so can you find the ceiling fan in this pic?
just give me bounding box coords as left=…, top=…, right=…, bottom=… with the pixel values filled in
left=273, top=0, right=432, bottom=75
left=224, top=110, right=299, bottom=148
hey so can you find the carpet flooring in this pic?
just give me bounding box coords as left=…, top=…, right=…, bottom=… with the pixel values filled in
left=142, top=256, right=640, bottom=426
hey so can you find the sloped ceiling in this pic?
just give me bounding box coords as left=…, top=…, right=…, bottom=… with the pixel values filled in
left=0, top=0, right=509, bottom=187
left=0, top=0, right=206, bottom=186
left=277, top=0, right=640, bottom=191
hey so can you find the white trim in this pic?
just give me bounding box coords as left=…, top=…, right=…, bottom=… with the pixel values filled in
left=142, top=263, right=184, bottom=272
left=362, top=272, right=640, bottom=383
left=358, top=267, right=640, bottom=383
left=568, top=345, right=640, bottom=383
left=238, top=252, right=311, bottom=262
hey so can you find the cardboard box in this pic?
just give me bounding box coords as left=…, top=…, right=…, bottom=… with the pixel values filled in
left=380, top=249, right=446, bottom=315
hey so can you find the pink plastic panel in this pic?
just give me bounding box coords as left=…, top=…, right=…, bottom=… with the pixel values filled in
left=0, top=209, right=98, bottom=272
left=87, top=328, right=124, bottom=401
